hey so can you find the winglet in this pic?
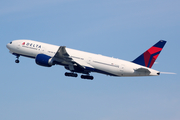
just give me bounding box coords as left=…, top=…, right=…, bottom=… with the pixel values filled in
left=132, top=40, right=167, bottom=68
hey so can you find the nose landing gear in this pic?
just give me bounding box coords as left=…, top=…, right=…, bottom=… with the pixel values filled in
left=14, top=54, right=20, bottom=63
left=15, top=59, right=19, bottom=63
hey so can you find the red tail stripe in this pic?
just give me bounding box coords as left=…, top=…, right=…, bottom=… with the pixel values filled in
left=144, top=51, right=151, bottom=67
left=149, top=54, right=159, bottom=68
left=147, top=47, right=162, bottom=54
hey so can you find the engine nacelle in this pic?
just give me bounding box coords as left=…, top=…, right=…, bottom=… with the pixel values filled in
left=35, top=54, right=54, bottom=67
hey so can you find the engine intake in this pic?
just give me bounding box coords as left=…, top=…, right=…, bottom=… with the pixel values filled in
left=35, top=54, right=54, bottom=67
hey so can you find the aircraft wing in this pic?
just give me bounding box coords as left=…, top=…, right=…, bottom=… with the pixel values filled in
left=53, top=46, right=93, bottom=70
left=53, top=46, right=72, bottom=62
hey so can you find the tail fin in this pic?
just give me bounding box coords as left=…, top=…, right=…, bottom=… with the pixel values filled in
left=132, top=40, right=167, bottom=68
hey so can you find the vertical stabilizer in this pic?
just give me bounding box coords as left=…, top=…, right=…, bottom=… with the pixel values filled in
left=132, top=40, right=167, bottom=68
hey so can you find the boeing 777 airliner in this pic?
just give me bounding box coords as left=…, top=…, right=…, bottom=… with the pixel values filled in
left=6, top=40, right=166, bottom=80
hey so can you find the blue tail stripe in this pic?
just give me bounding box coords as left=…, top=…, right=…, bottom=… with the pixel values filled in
left=153, top=40, right=167, bottom=48
left=147, top=51, right=161, bottom=67
left=132, top=54, right=145, bottom=66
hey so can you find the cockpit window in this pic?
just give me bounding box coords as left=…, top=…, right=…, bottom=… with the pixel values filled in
left=10, top=42, right=12, bottom=44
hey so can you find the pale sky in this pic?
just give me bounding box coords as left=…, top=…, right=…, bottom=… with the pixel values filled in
left=1, top=0, right=180, bottom=120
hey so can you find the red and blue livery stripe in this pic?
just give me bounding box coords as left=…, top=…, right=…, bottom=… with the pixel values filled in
left=132, top=40, right=167, bottom=68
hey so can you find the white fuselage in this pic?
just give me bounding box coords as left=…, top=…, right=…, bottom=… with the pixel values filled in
left=6, top=39, right=160, bottom=77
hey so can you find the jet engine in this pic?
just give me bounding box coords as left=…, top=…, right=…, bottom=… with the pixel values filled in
left=35, top=54, right=54, bottom=67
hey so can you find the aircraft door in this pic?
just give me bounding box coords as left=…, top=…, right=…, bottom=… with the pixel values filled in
left=87, top=57, right=92, bottom=64
left=17, top=41, right=21, bottom=49
left=40, top=46, right=46, bottom=54
left=119, top=64, right=124, bottom=76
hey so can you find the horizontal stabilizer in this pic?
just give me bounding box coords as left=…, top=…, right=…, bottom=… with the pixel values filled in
left=134, top=68, right=150, bottom=73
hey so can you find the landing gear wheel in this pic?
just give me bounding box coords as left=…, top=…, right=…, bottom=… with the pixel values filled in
left=14, top=54, right=20, bottom=63
left=15, top=59, right=19, bottom=63
left=81, top=75, right=94, bottom=80
left=65, top=72, right=78, bottom=77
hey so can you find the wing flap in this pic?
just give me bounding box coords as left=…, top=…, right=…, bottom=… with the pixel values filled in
left=72, top=58, right=94, bottom=69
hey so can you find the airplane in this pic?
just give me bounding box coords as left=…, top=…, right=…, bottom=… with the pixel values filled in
left=6, top=39, right=166, bottom=80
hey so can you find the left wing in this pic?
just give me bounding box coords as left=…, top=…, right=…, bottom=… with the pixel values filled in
left=53, top=46, right=94, bottom=73
left=53, top=46, right=72, bottom=64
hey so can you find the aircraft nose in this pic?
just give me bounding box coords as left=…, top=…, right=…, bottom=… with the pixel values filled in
left=6, top=43, right=10, bottom=49
left=6, top=42, right=13, bottom=49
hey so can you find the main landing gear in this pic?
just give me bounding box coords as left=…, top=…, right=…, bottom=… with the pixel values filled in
left=64, top=72, right=94, bottom=80
left=81, top=75, right=94, bottom=80
left=65, top=72, right=78, bottom=77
